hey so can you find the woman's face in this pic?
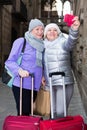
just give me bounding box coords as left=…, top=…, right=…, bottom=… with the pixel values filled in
left=46, top=28, right=58, bottom=41
left=31, top=26, right=44, bottom=39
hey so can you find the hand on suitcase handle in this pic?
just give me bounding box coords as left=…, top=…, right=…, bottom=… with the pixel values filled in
left=18, top=68, right=34, bottom=78
left=49, top=72, right=65, bottom=77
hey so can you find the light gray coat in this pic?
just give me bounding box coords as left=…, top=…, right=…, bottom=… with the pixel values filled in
left=43, top=28, right=79, bottom=87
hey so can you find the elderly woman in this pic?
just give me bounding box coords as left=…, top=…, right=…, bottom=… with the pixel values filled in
left=42, top=16, right=80, bottom=118
left=5, top=18, right=44, bottom=115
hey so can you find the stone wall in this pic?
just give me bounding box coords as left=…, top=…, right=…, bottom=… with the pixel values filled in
left=2, top=6, right=12, bottom=53
left=0, top=0, right=29, bottom=71
left=72, top=0, right=87, bottom=115
left=0, top=6, right=12, bottom=72
left=0, top=6, right=2, bottom=74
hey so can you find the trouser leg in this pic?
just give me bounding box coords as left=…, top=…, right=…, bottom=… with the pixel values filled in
left=66, top=84, right=74, bottom=109
left=56, top=85, right=64, bottom=117
left=12, top=86, right=37, bottom=116
left=52, top=84, right=74, bottom=118
left=12, top=86, right=20, bottom=115
left=52, top=87, right=56, bottom=117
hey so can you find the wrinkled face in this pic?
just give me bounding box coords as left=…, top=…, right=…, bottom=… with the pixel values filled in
left=46, top=28, right=58, bottom=41
left=31, top=26, right=44, bottom=39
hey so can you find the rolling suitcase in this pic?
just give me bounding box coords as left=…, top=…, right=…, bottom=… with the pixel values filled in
left=3, top=73, right=42, bottom=130
left=40, top=72, right=85, bottom=130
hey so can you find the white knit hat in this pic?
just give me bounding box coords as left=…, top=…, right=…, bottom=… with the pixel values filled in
left=44, top=23, right=61, bottom=38
left=28, top=18, right=44, bottom=32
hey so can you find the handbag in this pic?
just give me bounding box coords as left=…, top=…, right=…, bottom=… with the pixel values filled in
left=34, top=87, right=50, bottom=117
left=2, top=38, right=26, bottom=87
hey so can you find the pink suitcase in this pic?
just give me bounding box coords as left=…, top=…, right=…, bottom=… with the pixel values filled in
left=40, top=115, right=85, bottom=130
left=84, top=124, right=87, bottom=130
left=39, top=72, right=85, bottom=130
left=3, top=74, right=42, bottom=130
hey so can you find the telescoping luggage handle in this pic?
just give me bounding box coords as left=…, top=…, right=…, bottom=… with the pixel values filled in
left=20, top=73, right=34, bottom=116
left=49, top=72, right=66, bottom=119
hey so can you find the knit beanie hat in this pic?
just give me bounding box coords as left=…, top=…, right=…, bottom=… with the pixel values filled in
left=28, top=18, right=44, bottom=32
left=44, top=23, right=61, bottom=38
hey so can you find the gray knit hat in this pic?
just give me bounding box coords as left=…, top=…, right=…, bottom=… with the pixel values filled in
left=44, top=23, right=61, bottom=38
left=28, top=18, right=44, bottom=32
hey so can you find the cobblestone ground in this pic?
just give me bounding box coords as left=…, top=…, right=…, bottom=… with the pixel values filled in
left=0, top=78, right=87, bottom=130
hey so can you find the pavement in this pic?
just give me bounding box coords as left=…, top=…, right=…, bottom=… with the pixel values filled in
left=0, top=79, right=17, bottom=130
left=0, top=77, right=87, bottom=130
left=68, top=79, right=87, bottom=123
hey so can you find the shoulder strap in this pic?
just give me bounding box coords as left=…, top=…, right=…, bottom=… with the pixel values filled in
left=21, top=38, right=26, bottom=53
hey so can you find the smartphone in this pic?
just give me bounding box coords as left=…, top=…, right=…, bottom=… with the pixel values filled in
left=64, top=14, right=75, bottom=27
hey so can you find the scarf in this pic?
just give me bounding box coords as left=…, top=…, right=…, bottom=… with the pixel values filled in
left=25, top=31, right=44, bottom=67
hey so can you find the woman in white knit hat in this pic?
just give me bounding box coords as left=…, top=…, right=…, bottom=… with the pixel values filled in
left=42, top=16, right=80, bottom=118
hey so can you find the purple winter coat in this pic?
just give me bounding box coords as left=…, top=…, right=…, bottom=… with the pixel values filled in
left=5, top=37, right=43, bottom=91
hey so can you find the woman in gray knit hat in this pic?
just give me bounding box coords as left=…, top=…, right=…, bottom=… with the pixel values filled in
left=42, top=16, right=80, bottom=118
left=5, top=18, right=44, bottom=115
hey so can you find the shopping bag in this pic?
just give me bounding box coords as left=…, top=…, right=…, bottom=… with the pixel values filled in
left=34, top=87, right=50, bottom=116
